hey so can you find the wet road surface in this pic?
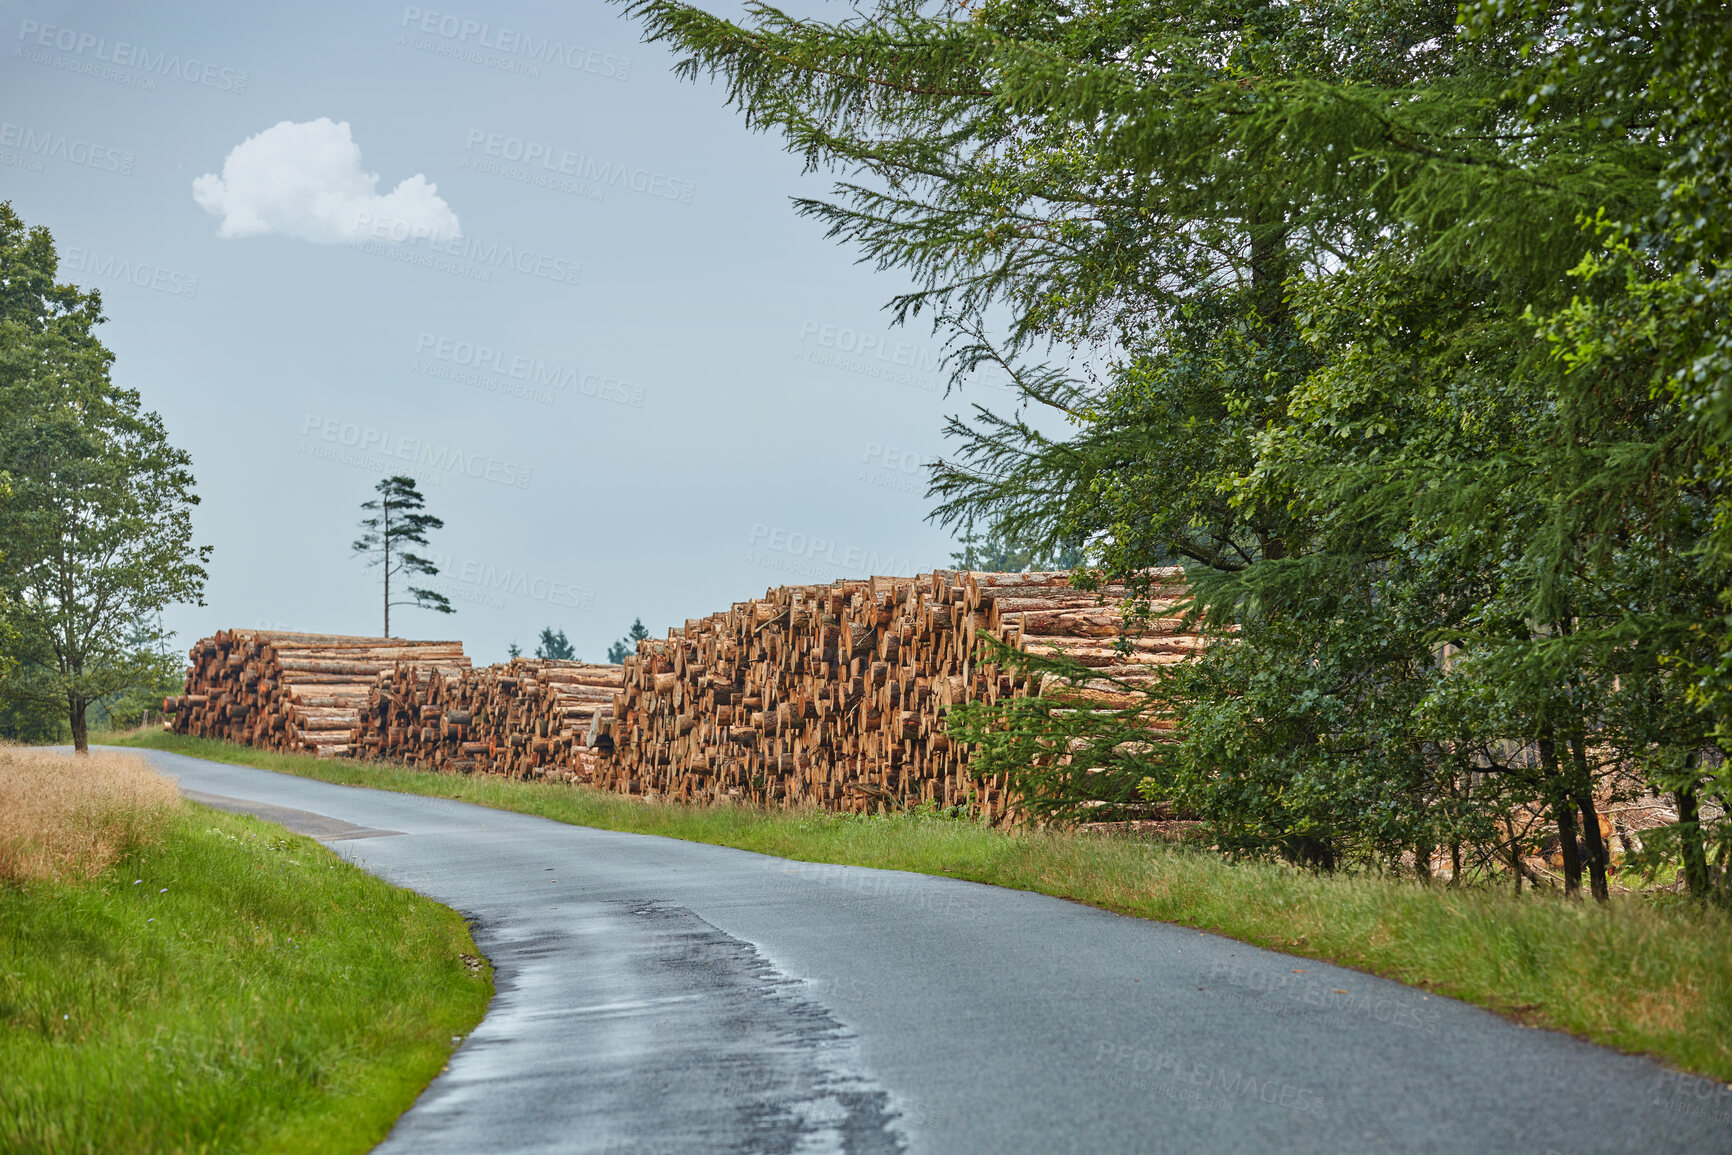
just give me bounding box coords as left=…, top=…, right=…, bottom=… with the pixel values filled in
left=133, top=747, right=1732, bottom=1155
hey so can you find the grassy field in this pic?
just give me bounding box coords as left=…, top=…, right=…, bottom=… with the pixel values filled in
left=117, top=730, right=1732, bottom=1085
left=0, top=745, right=493, bottom=1154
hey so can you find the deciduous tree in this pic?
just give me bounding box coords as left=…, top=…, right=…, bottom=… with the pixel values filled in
left=0, top=203, right=209, bottom=753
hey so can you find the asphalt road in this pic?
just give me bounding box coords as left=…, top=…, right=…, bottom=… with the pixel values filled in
left=130, top=747, right=1732, bottom=1154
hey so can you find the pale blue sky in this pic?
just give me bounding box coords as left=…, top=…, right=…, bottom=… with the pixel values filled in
left=1, top=0, right=1022, bottom=661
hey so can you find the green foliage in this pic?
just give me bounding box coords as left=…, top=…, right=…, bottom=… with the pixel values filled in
left=0, top=803, right=491, bottom=1154
left=534, top=627, right=575, bottom=661
left=0, top=697, right=64, bottom=744
left=606, top=617, right=651, bottom=665
left=0, top=203, right=209, bottom=752
left=947, top=640, right=1161, bottom=822
left=90, top=664, right=187, bottom=733
left=351, top=476, right=452, bottom=637
left=949, top=517, right=1081, bottom=572
left=616, top=0, right=1732, bottom=898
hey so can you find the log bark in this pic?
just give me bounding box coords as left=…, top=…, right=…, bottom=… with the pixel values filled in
left=170, top=570, right=1199, bottom=820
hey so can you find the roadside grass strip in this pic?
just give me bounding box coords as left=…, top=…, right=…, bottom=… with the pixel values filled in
left=118, top=730, right=1732, bottom=1084
left=0, top=745, right=492, bottom=1154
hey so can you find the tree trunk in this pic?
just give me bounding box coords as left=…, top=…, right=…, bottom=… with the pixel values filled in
left=70, top=695, right=89, bottom=755
left=1247, top=199, right=1290, bottom=332
left=1576, top=791, right=1609, bottom=901
left=1539, top=730, right=1581, bottom=895
left=382, top=494, right=393, bottom=637
left=1449, top=768, right=1466, bottom=885
left=1567, top=733, right=1609, bottom=902
left=1676, top=780, right=1711, bottom=898
left=1505, top=817, right=1524, bottom=895
left=1555, top=798, right=1582, bottom=896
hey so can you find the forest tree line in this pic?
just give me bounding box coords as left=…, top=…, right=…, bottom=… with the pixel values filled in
left=624, top=0, right=1732, bottom=898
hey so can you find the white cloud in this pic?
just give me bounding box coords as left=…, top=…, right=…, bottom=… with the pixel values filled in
left=192, top=118, right=459, bottom=244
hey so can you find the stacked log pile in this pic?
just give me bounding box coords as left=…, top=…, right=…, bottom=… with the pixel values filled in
left=347, top=658, right=621, bottom=780
left=164, top=630, right=470, bottom=758
left=167, top=569, right=1196, bottom=817
left=594, top=568, right=1195, bottom=820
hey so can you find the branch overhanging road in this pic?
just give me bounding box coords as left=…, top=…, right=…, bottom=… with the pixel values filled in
left=133, top=748, right=1731, bottom=1154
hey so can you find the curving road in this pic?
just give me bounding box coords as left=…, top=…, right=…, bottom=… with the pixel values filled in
left=132, top=747, right=1732, bottom=1154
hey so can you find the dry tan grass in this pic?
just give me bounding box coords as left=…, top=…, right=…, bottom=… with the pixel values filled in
left=0, top=745, right=180, bottom=882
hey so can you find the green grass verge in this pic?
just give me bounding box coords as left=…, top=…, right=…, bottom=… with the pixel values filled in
left=116, top=730, right=1732, bottom=1083
left=0, top=794, right=493, bottom=1154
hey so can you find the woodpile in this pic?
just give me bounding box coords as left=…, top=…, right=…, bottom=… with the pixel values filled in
left=347, top=658, right=621, bottom=780
left=165, top=569, right=1198, bottom=817
left=164, top=630, right=470, bottom=758
left=592, top=569, right=1195, bottom=820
